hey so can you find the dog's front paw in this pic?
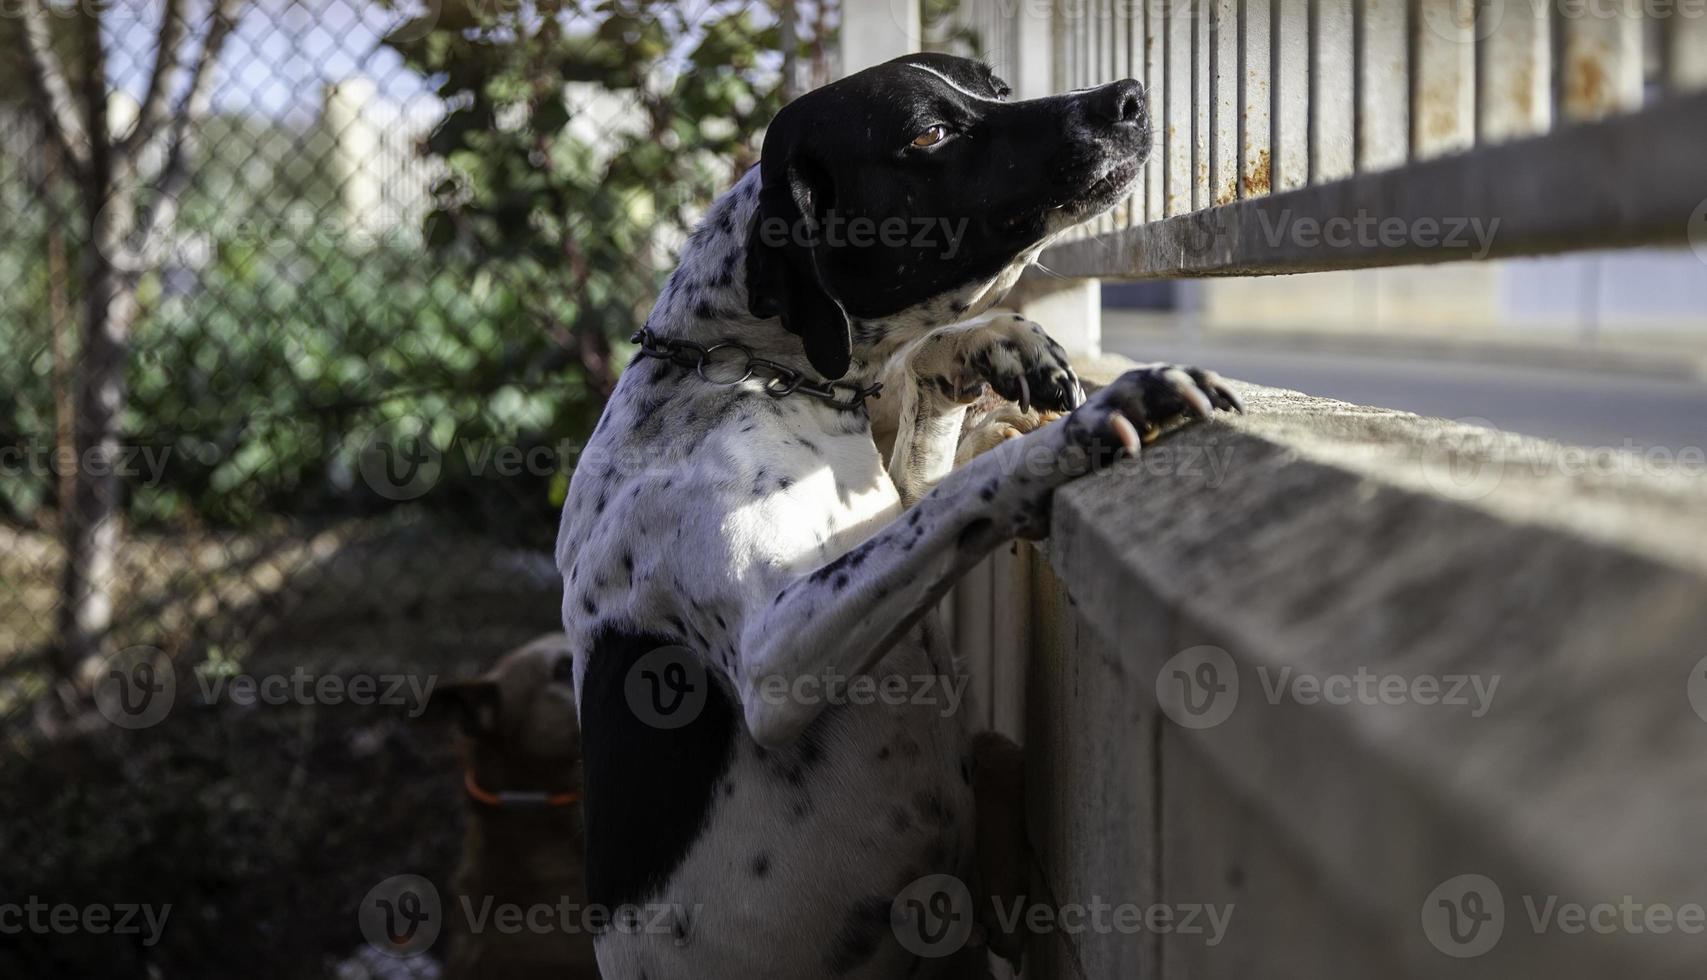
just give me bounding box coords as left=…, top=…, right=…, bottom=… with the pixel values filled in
left=1067, top=363, right=1243, bottom=462
left=960, top=315, right=1084, bottom=414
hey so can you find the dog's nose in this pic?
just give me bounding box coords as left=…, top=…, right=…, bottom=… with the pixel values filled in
left=1087, top=79, right=1145, bottom=127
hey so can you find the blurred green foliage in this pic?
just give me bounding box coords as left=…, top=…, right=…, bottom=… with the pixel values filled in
left=0, top=0, right=808, bottom=536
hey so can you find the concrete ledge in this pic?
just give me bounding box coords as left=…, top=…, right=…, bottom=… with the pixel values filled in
left=1021, top=366, right=1707, bottom=979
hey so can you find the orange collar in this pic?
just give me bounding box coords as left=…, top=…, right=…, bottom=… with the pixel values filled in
left=464, top=769, right=580, bottom=809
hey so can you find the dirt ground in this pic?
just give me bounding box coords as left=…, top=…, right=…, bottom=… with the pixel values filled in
left=0, top=519, right=564, bottom=979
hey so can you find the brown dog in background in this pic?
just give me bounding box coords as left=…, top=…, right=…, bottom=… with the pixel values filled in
left=429, top=633, right=599, bottom=979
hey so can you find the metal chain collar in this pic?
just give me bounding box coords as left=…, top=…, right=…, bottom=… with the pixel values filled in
left=630, top=328, right=882, bottom=412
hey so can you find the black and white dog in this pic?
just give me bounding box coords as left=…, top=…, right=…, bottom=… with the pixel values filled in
left=556, top=53, right=1241, bottom=979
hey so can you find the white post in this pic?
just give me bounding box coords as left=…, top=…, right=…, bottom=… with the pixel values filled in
left=1012, top=0, right=1101, bottom=360
left=325, top=78, right=381, bottom=241
left=840, top=0, right=920, bottom=76
left=1021, top=280, right=1102, bottom=360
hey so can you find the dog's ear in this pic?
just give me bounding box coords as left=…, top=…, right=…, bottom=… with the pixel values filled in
left=427, top=679, right=501, bottom=738
left=746, top=130, right=852, bottom=379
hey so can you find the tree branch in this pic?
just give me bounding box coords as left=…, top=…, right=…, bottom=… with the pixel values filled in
left=119, top=0, right=189, bottom=158
left=124, top=0, right=244, bottom=266
left=19, top=0, right=92, bottom=177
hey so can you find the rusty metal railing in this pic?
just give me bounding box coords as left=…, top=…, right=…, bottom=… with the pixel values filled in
left=944, top=0, right=1707, bottom=279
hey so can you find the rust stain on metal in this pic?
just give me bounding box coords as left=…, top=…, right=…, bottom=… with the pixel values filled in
left=1566, top=54, right=1611, bottom=116
left=1511, top=66, right=1534, bottom=119
left=1242, top=148, right=1271, bottom=196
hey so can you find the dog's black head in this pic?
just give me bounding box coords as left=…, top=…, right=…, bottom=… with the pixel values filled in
left=745, top=52, right=1150, bottom=378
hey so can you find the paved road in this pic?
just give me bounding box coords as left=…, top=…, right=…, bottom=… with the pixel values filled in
left=1105, top=329, right=1707, bottom=453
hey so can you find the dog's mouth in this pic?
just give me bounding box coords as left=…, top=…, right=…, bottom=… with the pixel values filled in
left=1059, top=155, right=1145, bottom=220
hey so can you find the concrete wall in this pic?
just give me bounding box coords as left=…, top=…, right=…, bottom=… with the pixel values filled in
left=980, top=362, right=1707, bottom=980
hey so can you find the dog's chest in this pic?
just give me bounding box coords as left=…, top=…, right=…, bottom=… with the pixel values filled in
left=559, top=382, right=902, bottom=653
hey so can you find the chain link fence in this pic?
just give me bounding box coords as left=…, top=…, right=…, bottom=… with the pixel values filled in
left=0, top=1, right=835, bottom=973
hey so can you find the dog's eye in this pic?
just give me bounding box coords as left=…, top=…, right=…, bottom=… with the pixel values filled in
left=910, top=125, right=949, bottom=148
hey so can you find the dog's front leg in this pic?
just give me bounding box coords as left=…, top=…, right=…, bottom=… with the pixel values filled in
left=884, top=313, right=1085, bottom=507
left=737, top=362, right=1241, bottom=746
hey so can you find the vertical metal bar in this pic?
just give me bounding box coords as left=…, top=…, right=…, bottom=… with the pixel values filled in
left=1241, top=0, right=1272, bottom=198
left=1102, top=0, right=1117, bottom=234
left=1118, top=0, right=1136, bottom=228
left=1412, top=0, right=1475, bottom=159
left=1273, top=0, right=1310, bottom=191
left=1146, top=0, right=1166, bottom=220
left=1167, top=0, right=1194, bottom=215
left=1212, top=0, right=1240, bottom=205
left=1670, top=10, right=1707, bottom=91
left=1358, top=0, right=1409, bottom=170
left=1477, top=0, right=1550, bottom=142
left=1195, top=0, right=1213, bottom=210
left=1559, top=0, right=1644, bottom=121
left=1311, top=0, right=1355, bottom=182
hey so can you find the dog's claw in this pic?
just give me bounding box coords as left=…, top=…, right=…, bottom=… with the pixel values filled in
left=1163, top=367, right=1214, bottom=418
left=1109, top=412, right=1141, bottom=455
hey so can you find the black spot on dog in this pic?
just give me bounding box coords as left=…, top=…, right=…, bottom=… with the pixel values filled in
left=751, top=852, right=772, bottom=878
left=833, top=573, right=849, bottom=591
left=580, top=629, right=739, bottom=910
left=957, top=517, right=995, bottom=550
left=826, top=896, right=896, bottom=975
left=889, top=806, right=912, bottom=832
left=581, top=596, right=598, bottom=617
left=877, top=746, right=891, bottom=761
